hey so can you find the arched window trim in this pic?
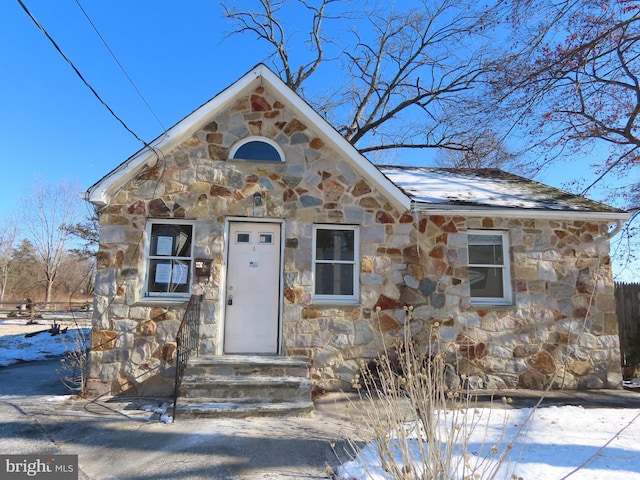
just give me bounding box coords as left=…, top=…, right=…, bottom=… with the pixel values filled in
left=228, top=136, right=286, bottom=163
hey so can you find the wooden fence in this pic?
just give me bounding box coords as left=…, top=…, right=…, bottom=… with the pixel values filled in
left=0, top=301, right=92, bottom=319
left=615, top=282, right=640, bottom=376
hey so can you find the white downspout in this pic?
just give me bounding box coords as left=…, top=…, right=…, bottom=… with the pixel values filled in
left=607, top=220, right=624, bottom=238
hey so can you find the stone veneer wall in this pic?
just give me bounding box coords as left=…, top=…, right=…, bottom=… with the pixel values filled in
left=87, top=84, right=621, bottom=396
left=355, top=214, right=622, bottom=392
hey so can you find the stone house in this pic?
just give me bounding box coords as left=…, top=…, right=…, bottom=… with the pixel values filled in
left=85, top=64, right=630, bottom=401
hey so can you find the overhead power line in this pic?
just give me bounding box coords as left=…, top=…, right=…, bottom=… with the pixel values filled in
left=16, top=0, right=151, bottom=149
left=16, top=0, right=167, bottom=354
left=74, top=0, right=168, bottom=133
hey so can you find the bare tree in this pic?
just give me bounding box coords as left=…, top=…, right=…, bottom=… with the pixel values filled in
left=221, top=1, right=639, bottom=188
left=435, top=128, right=519, bottom=170
left=21, top=179, right=83, bottom=304
left=55, top=252, right=95, bottom=299
left=221, top=1, right=638, bottom=211
left=483, top=0, right=640, bottom=276
left=222, top=0, right=502, bottom=157
left=222, top=0, right=336, bottom=92
left=0, top=216, right=18, bottom=302
left=493, top=0, right=640, bottom=204
left=63, top=214, right=99, bottom=298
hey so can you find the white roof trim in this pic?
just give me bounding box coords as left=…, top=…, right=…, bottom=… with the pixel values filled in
left=86, top=64, right=411, bottom=212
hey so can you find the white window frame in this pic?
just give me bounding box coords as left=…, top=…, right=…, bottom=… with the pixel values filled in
left=143, top=220, right=195, bottom=299
left=312, top=225, right=359, bottom=303
left=467, top=230, right=512, bottom=305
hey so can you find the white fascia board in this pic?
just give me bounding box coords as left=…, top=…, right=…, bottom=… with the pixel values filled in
left=85, top=140, right=162, bottom=206
left=411, top=203, right=631, bottom=222
left=86, top=68, right=264, bottom=207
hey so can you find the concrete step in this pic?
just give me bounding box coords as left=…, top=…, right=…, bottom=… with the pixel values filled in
left=185, top=355, right=310, bottom=378
left=173, top=399, right=314, bottom=419
left=174, top=355, right=313, bottom=418
left=181, top=375, right=312, bottom=402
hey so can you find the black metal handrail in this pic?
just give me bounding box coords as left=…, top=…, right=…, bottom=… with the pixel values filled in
left=172, top=293, right=203, bottom=420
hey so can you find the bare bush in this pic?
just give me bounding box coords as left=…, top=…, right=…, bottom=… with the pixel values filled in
left=335, top=306, right=517, bottom=479
left=58, top=326, right=90, bottom=395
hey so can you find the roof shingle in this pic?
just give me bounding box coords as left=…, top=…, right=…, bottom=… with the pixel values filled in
left=379, top=166, right=625, bottom=214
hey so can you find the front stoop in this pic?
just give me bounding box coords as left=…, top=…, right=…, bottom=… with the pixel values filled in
left=173, top=355, right=314, bottom=418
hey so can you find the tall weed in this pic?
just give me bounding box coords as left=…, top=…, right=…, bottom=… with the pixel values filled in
left=338, top=306, right=517, bottom=480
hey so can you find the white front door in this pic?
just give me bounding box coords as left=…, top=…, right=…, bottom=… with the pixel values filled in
left=224, top=222, right=281, bottom=354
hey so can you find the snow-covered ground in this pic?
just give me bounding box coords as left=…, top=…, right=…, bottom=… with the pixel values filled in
left=335, top=405, right=640, bottom=479
left=1, top=317, right=639, bottom=479
left=0, top=317, right=90, bottom=367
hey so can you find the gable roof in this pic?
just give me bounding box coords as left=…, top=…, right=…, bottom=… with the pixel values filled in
left=85, top=64, right=411, bottom=212
left=85, top=64, right=628, bottom=225
left=380, top=166, right=629, bottom=221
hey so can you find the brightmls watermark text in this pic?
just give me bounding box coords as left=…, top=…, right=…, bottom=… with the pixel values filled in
left=0, top=455, right=77, bottom=479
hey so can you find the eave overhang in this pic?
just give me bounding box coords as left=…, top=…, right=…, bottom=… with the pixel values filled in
left=411, top=202, right=630, bottom=220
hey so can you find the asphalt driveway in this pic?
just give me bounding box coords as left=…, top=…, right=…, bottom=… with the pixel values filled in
left=0, top=359, right=354, bottom=480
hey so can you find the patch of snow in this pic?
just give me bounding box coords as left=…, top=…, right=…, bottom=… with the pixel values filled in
left=0, top=326, right=90, bottom=367
left=44, top=395, right=75, bottom=402
left=624, top=378, right=640, bottom=389
left=138, top=404, right=159, bottom=412
left=335, top=405, right=640, bottom=479
left=380, top=167, right=599, bottom=211
left=160, top=414, right=173, bottom=424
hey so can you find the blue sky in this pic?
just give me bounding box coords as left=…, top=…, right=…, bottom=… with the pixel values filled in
left=1, top=1, right=275, bottom=220
left=0, top=0, right=608, bottom=210
left=0, top=1, right=635, bottom=278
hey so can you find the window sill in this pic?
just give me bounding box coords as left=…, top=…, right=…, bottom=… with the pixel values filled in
left=470, top=301, right=514, bottom=309
left=309, top=301, right=361, bottom=308
left=134, top=297, right=190, bottom=307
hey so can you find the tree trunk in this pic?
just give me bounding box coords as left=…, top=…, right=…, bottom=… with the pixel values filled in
left=45, top=278, right=53, bottom=305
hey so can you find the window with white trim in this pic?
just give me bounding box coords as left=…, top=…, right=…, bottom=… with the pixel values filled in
left=229, top=136, right=285, bottom=162
left=313, top=225, right=359, bottom=303
left=467, top=230, right=512, bottom=305
left=144, top=221, right=194, bottom=297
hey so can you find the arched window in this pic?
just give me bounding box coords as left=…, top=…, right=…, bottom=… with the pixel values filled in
left=229, top=137, right=285, bottom=162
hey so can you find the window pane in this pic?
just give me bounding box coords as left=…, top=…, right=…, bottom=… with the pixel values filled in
left=469, top=234, right=503, bottom=245
left=469, top=244, right=504, bottom=265
left=150, top=224, right=192, bottom=257
left=315, top=263, right=354, bottom=295
left=259, top=233, right=273, bottom=244
left=316, top=229, right=354, bottom=261
left=147, top=259, right=191, bottom=293
left=468, top=235, right=503, bottom=265
left=469, top=266, right=503, bottom=298
left=234, top=141, right=282, bottom=161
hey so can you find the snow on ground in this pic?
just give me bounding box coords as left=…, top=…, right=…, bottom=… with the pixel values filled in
left=336, top=404, right=640, bottom=480
left=0, top=317, right=90, bottom=367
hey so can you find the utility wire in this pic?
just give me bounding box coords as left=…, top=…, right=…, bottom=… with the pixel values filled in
left=74, top=0, right=168, bottom=133
left=16, top=0, right=150, bottom=149
left=16, top=0, right=169, bottom=362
